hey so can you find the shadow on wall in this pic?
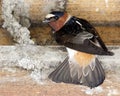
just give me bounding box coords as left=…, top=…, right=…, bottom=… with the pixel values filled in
left=0, top=28, right=14, bottom=45
left=29, top=26, right=57, bottom=45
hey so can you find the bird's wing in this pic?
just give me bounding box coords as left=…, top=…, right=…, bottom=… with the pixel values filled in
left=75, top=18, right=108, bottom=51
left=63, top=31, right=112, bottom=55
left=53, top=17, right=113, bottom=55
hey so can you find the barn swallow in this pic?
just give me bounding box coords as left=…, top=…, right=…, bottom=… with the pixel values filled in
left=43, top=11, right=114, bottom=88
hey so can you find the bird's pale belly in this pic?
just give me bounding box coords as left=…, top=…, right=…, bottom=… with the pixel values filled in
left=74, top=51, right=95, bottom=67
left=66, top=47, right=95, bottom=67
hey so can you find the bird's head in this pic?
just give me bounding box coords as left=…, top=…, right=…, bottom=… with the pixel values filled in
left=43, top=11, right=64, bottom=23
left=43, top=11, right=70, bottom=31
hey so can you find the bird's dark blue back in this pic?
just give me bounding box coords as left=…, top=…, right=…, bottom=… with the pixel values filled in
left=58, top=16, right=85, bottom=35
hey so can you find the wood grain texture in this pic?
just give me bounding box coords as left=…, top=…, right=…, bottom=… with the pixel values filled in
left=0, top=0, right=120, bottom=45
left=0, top=28, right=13, bottom=45
left=67, top=0, right=120, bottom=22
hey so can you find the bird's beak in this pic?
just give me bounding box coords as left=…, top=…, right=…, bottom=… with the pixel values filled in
left=42, top=19, right=50, bottom=23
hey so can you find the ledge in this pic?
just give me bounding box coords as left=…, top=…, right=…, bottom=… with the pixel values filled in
left=0, top=45, right=120, bottom=83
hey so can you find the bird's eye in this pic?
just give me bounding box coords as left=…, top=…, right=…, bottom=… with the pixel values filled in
left=48, top=17, right=53, bottom=20
left=54, top=16, right=59, bottom=20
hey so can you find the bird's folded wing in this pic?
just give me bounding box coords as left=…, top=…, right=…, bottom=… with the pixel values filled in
left=68, top=31, right=94, bottom=44
left=63, top=32, right=112, bottom=55
left=75, top=18, right=108, bottom=51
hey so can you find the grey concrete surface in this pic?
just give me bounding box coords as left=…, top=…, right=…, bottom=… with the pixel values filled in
left=0, top=46, right=120, bottom=83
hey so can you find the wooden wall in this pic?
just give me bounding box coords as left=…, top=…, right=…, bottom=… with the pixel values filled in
left=0, top=0, right=120, bottom=45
